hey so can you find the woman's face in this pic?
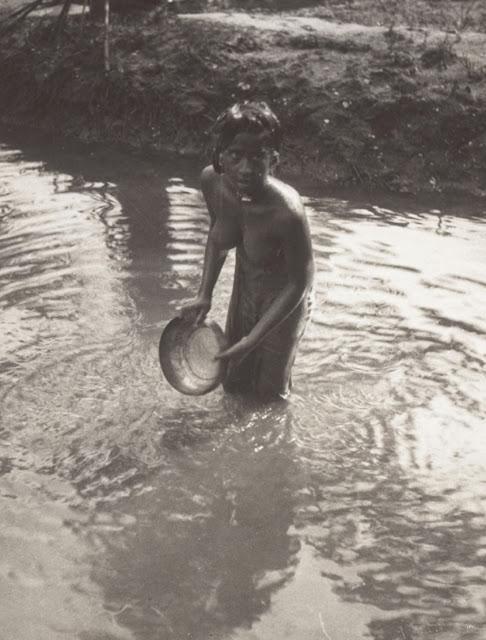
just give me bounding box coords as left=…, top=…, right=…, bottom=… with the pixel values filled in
left=219, top=132, right=277, bottom=199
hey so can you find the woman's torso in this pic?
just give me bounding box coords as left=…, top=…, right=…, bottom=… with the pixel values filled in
left=206, top=172, right=286, bottom=271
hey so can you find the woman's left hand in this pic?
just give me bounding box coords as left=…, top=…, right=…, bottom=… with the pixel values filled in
left=215, top=336, right=255, bottom=362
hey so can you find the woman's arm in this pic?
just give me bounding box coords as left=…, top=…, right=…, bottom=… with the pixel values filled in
left=217, top=202, right=314, bottom=359
left=196, top=228, right=228, bottom=301
left=179, top=167, right=228, bottom=323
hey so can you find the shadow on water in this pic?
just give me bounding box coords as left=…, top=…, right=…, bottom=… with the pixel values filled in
left=1, top=129, right=486, bottom=640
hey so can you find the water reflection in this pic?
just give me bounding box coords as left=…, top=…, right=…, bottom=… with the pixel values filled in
left=1, top=133, right=486, bottom=640
left=85, top=401, right=300, bottom=639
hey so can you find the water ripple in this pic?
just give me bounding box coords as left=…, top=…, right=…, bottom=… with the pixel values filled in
left=1, top=139, right=486, bottom=640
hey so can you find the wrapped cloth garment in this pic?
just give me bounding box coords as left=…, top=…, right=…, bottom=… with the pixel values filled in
left=223, top=243, right=312, bottom=399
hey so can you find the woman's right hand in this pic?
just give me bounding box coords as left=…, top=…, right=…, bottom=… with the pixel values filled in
left=177, top=296, right=211, bottom=325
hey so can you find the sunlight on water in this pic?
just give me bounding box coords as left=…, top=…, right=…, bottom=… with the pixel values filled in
left=1, top=135, right=486, bottom=640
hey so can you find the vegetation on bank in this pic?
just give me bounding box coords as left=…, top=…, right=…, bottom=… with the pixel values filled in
left=0, top=1, right=486, bottom=197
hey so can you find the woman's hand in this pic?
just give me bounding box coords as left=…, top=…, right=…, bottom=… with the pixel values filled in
left=178, top=296, right=211, bottom=325
left=215, top=336, right=256, bottom=362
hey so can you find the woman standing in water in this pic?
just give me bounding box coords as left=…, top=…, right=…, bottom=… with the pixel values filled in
left=180, top=102, right=314, bottom=400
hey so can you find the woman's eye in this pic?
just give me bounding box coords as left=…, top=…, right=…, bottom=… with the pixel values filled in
left=226, top=150, right=265, bottom=163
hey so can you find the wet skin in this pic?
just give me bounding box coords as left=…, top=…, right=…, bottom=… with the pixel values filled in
left=179, top=132, right=314, bottom=367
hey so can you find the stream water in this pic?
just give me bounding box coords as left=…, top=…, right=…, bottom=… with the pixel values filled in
left=1, top=131, right=486, bottom=640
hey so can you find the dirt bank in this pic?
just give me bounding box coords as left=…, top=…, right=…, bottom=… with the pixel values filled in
left=1, top=6, right=486, bottom=198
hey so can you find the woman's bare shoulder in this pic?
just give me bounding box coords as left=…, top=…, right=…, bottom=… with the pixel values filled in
left=268, top=177, right=305, bottom=219
left=200, top=165, right=219, bottom=188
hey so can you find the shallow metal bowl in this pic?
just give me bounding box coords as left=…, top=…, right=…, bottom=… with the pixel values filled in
left=159, top=317, right=228, bottom=395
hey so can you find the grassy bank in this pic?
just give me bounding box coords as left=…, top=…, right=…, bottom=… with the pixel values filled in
left=1, top=3, right=486, bottom=197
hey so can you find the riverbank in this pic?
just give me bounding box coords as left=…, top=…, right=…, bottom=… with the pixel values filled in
left=1, top=4, right=486, bottom=197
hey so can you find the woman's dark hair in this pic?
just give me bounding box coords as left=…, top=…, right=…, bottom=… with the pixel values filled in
left=212, top=101, right=282, bottom=173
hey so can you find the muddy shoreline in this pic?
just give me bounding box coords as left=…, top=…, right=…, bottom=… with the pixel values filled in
left=1, top=9, right=485, bottom=201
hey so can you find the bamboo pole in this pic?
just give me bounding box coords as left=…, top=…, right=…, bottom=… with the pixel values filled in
left=80, top=0, right=87, bottom=34
left=104, top=0, right=110, bottom=73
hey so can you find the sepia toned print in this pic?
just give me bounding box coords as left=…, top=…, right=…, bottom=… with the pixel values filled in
left=1, top=2, right=486, bottom=639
